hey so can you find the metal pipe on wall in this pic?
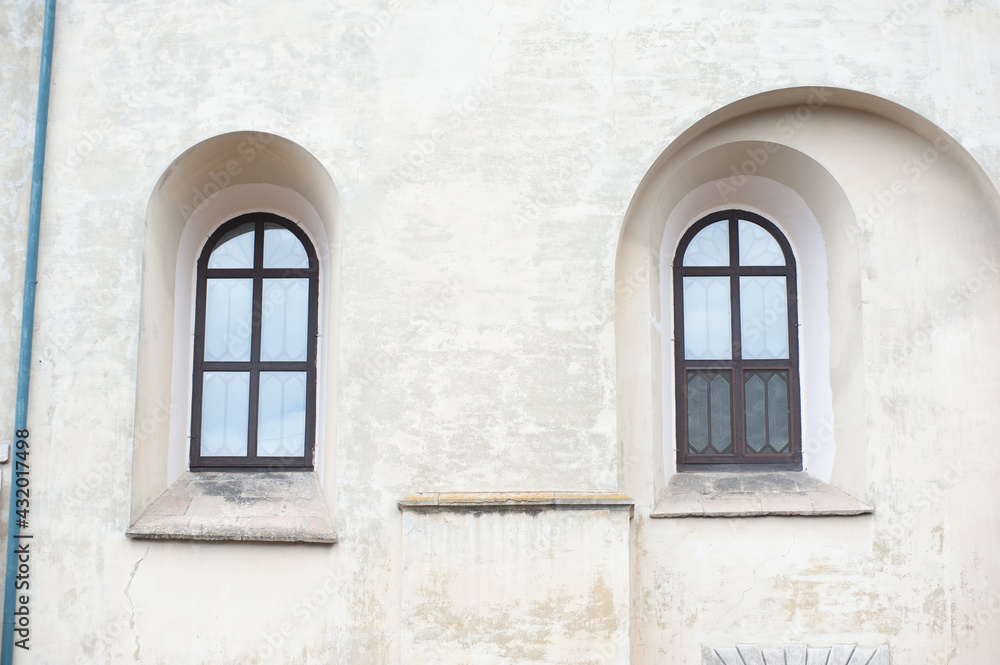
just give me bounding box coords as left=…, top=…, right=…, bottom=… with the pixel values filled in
left=3, top=0, right=57, bottom=661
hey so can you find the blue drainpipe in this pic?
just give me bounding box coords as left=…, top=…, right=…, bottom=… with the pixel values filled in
left=3, top=0, right=57, bottom=661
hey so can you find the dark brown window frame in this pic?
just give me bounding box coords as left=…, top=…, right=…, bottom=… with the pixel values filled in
left=673, top=209, right=802, bottom=472
left=190, top=212, right=319, bottom=472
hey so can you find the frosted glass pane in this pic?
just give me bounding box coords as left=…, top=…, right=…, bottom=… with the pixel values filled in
left=744, top=371, right=791, bottom=454
left=683, top=220, right=729, bottom=266
left=208, top=224, right=255, bottom=268
left=204, top=279, right=253, bottom=362
left=258, top=372, right=307, bottom=457
left=263, top=223, right=309, bottom=269
left=686, top=374, right=709, bottom=454
left=767, top=373, right=790, bottom=453
left=200, top=372, right=250, bottom=456
left=745, top=373, right=767, bottom=453
left=261, top=279, right=309, bottom=362
left=740, top=276, right=789, bottom=359
left=709, top=375, right=732, bottom=453
left=684, top=277, right=732, bottom=360
left=738, top=220, right=785, bottom=266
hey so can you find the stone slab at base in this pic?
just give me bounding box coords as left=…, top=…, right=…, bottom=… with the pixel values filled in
left=705, top=644, right=889, bottom=665
left=652, top=472, right=873, bottom=518
left=126, top=471, right=337, bottom=543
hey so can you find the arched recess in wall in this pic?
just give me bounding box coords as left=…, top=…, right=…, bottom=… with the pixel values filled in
left=616, top=87, right=1000, bottom=510
left=130, top=131, right=341, bottom=524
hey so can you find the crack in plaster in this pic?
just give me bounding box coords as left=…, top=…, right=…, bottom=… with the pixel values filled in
left=486, top=0, right=503, bottom=73
left=124, top=546, right=150, bottom=663
left=715, top=539, right=796, bottom=629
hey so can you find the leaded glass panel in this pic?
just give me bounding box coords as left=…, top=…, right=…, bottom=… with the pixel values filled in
left=682, top=220, right=729, bottom=266
left=208, top=224, right=255, bottom=268
left=738, top=219, right=785, bottom=266
left=263, top=223, right=310, bottom=269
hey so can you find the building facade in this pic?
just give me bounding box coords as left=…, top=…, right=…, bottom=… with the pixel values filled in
left=1, top=1, right=999, bottom=663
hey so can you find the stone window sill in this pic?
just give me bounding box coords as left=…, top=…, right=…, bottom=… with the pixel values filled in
left=651, top=471, right=872, bottom=518
left=126, top=472, right=337, bottom=543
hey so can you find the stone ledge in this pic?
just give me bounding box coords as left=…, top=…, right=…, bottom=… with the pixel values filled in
left=399, top=491, right=634, bottom=515
left=652, top=472, right=872, bottom=518
left=127, top=472, right=337, bottom=543
left=705, top=643, right=889, bottom=665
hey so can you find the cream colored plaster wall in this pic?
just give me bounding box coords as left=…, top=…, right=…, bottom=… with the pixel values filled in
left=401, top=508, right=630, bottom=665
left=0, top=1, right=997, bottom=664
left=620, top=104, right=1000, bottom=664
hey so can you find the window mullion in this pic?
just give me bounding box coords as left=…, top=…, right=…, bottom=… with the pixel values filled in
left=729, top=215, right=745, bottom=462
left=247, top=220, right=266, bottom=463
left=190, top=266, right=209, bottom=468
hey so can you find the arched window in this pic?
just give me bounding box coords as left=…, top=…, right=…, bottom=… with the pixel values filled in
left=190, top=212, right=319, bottom=471
left=673, top=210, right=801, bottom=471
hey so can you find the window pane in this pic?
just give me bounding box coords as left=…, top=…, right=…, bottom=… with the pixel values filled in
left=263, top=223, right=309, bottom=269
left=261, top=279, right=309, bottom=362
left=686, top=371, right=732, bottom=455
left=767, top=372, right=790, bottom=453
left=208, top=223, right=255, bottom=268
left=686, top=373, right=709, bottom=454
left=744, top=373, right=767, bottom=453
left=684, top=276, right=732, bottom=360
left=258, top=372, right=307, bottom=457
left=739, top=276, right=789, bottom=359
left=709, top=374, right=732, bottom=453
left=744, top=371, right=791, bottom=454
left=200, top=372, right=250, bottom=456
left=204, top=278, right=253, bottom=362
left=738, top=219, right=785, bottom=266
left=682, top=220, right=729, bottom=266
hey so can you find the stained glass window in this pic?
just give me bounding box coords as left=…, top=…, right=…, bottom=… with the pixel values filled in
left=673, top=210, right=800, bottom=469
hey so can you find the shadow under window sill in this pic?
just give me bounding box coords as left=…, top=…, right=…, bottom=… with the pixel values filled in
left=651, top=471, right=872, bottom=518
left=126, top=471, right=337, bottom=543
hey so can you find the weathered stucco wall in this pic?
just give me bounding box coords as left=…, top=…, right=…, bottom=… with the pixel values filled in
left=401, top=506, right=630, bottom=665
left=0, top=1, right=998, bottom=664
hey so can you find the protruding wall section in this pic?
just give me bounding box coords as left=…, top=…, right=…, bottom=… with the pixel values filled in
left=617, top=87, right=1000, bottom=664
left=131, top=132, right=341, bottom=522
left=399, top=493, right=633, bottom=665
